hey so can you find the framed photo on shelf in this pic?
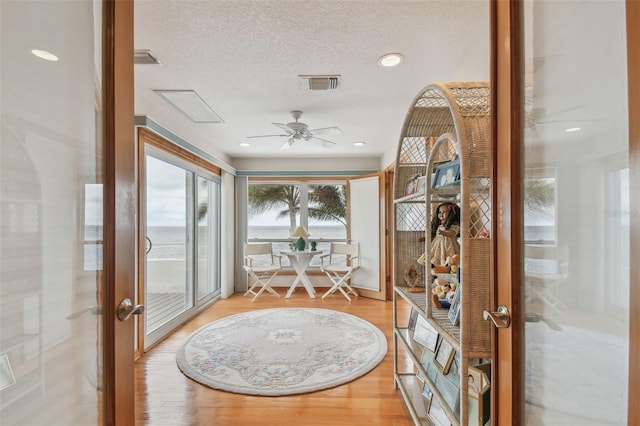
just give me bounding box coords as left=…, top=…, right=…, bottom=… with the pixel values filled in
left=404, top=173, right=422, bottom=195
left=408, top=307, right=418, bottom=331
left=447, top=285, right=461, bottom=325
left=420, top=346, right=435, bottom=375
left=416, top=175, right=427, bottom=194
left=434, top=337, right=456, bottom=375
left=428, top=397, right=451, bottom=426
left=433, top=160, right=460, bottom=188
left=422, top=382, right=433, bottom=413
left=435, top=373, right=460, bottom=412
left=413, top=314, right=439, bottom=351
left=426, top=358, right=439, bottom=383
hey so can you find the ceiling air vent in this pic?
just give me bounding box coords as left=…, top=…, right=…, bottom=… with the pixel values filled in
left=134, top=50, right=161, bottom=65
left=298, top=75, right=340, bottom=91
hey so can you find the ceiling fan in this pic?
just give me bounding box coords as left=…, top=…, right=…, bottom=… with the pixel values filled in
left=247, top=110, right=341, bottom=149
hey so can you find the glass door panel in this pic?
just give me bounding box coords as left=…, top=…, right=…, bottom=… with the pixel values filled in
left=1, top=0, right=103, bottom=423
left=522, top=1, right=629, bottom=424
left=196, top=176, right=220, bottom=300
left=145, top=155, right=194, bottom=337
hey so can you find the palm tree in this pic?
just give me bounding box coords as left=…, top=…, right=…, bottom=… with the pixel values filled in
left=309, top=185, right=347, bottom=227
left=247, top=183, right=347, bottom=231
left=248, top=184, right=300, bottom=231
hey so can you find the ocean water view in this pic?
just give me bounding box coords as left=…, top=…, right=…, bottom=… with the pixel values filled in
left=88, top=225, right=554, bottom=270
left=90, top=225, right=554, bottom=260
left=140, top=225, right=346, bottom=266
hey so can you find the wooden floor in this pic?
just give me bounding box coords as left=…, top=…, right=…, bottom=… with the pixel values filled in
left=135, top=288, right=414, bottom=425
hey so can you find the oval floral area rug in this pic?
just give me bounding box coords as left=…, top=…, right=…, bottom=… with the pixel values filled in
left=176, top=307, right=387, bottom=396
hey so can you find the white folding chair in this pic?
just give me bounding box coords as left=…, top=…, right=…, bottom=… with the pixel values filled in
left=320, top=242, right=360, bottom=301
left=243, top=243, right=282, bottom=302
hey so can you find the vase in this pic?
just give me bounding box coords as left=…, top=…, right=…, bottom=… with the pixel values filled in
left=295, top=237, right=306, bottom=251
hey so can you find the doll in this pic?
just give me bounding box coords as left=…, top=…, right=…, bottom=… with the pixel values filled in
left=430, top=202, right=460, bottom=267
left=431, top=277, right=456, bottom=309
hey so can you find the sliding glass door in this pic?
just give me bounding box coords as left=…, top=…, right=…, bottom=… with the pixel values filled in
left=145, top=154, right=194, bottom=337
left=143, top=145, right=220, bottom=348
left=196, top=176, right=220, bottom=301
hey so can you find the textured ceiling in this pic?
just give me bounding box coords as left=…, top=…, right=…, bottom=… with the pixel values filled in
left=134, top=1, right=490, bottom=163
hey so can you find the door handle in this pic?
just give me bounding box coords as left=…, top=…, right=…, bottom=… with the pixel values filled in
left=145, top=236, right=153, bottom=255
left=117, top=298, right=145, bottom=321
left=483, top=305, right=511, bottom=328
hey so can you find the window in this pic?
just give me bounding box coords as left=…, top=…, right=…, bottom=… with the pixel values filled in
left=524, top=173, right=556, bottom=245
left=247, top=180, right=347, bottom=267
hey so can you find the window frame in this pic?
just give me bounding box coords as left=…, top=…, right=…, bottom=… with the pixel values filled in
left=247, top=177, right=349, bottom=269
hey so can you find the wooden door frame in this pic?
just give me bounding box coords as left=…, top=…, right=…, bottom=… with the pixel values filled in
left=492, top=0, right=639, bottom=424
left=491, top=1, right=524, bottom=423
left=103, top=0, right=136, bottom=424
left=384, top=163, right=395, bottom=300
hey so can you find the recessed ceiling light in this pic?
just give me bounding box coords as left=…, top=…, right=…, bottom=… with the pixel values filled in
left=378, top=53, right=404, bottom=68
left=239, top=142, right=251, bottom=147
left=565, top=127, right=581, bottom=132
left=31, top=49, right=58, bottom=61
left=353, top=141, right=366, bottom=146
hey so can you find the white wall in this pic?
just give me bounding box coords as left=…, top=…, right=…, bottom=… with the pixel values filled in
left=232, top=156, right=380, bottom=173
left=220, top=170, right=236, bottom=298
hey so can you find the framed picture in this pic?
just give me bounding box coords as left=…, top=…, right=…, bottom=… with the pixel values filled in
left=420, top=346, right=435, bottom=371
left=426, top=358, right=439, bottom=383
left=421, top=382, right=433, bottom=414
left=416, top=175, right=427, bottom=194
left=447, top=285, right=461, bottom=326
left=404, top=173, right=422, bottom=195
left=408, top=307, right=418, bottom=331
left=435, top=373, right=460, bottom=412
left=413, top=314, right=438, bottom=351
left=434, top=337, right=456, bottom=374
left=433, top=160, right=460, bottom=188
left=428, top=397, right=451, bottom=426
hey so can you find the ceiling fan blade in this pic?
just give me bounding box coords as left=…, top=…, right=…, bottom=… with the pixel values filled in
left=246, top=134, right=290, bottom=138
left=308, top=126, right=342, bottom=136
left=272, top=123, right=293, bottom=133
left=280, top=138, right=294, bottom=150
left=309, top=136, right=336, bottom=148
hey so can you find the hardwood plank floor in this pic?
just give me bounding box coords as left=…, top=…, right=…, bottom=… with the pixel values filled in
left=135, top=289, right=414, bottom=425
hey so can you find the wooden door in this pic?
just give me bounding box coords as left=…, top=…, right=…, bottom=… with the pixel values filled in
left=491, top=1, right=639, bottom=424
left=103, top=0, right=136, bottom=424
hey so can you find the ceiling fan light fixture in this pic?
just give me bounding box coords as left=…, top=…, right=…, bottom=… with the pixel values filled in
left=378, top=53, right=404, bottom=68
left=239, top=142, right=251, bottom=147
left=565, top=127, right=581, bottom=132
left=353, top=141, right=366, bottom=146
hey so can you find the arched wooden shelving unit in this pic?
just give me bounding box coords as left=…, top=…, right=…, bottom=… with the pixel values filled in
left=392, top=82, right=492, bottom=426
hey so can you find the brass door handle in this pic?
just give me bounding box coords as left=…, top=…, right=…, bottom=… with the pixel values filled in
left=483, top=305, right=511, bottom=328
left=117, top=298, right=145, bottom=321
